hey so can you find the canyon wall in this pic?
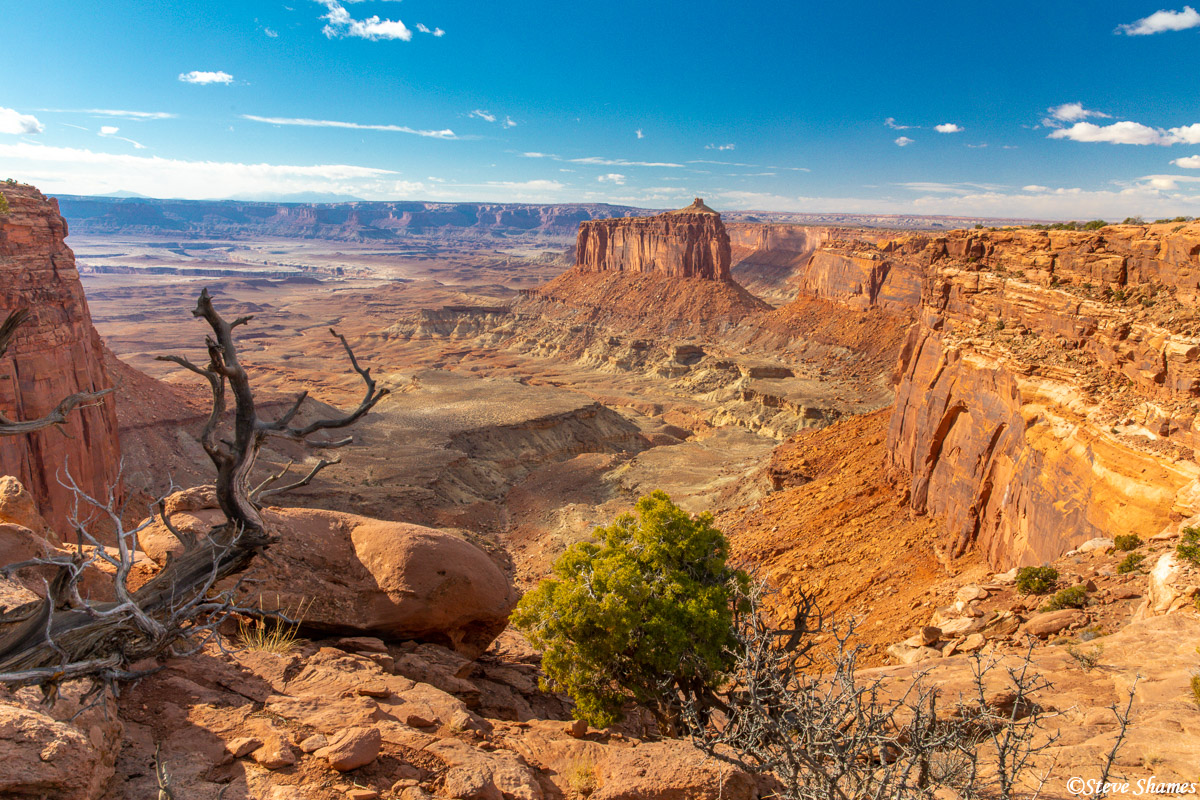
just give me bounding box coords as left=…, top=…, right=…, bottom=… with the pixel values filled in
left=57, top=196, right=649, bottom=241
left=575, top=198, right=732, bottom=281
left=879, top=225, right=1200, bottom=567
left=0, top=183, right=122, bottom=533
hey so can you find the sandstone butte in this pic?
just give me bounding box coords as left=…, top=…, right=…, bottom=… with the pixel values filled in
left=0, top=183, right=121, bottom=534
left=575, top=197, right=733, bottom=281
left=529, top=199, right=770, bottom=326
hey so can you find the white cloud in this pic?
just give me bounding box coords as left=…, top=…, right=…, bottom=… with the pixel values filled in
left=706, top=143, right=736, bottom=151
left=1047, top=102, right=1110, bottom=123
left=712, top=177, right=1200, bottom=219
left=415, top=23, right=445, bottom=36
left=40, top=108, right=176, bottom=120
left=636, top=129, right=644, bottom=139
left=469, top=109, right=515, bottom=128
left=934, top=123, right=963, bottom=133
left=1049, top=120, right=1200, bottom=145
left=895, top=136, right=914, bottom=147
left=317, top=0, right=413, bottom=40
left=1117, top=5, right=1200, bottom=34
left=0, top=141, right=399, bottom=199
left=885, top=117, right=916, bottom=130
left=1140, top=174, right=1200, bottom=190
left=242, top=114, right=457, bottom=139
left=264, top=27, right=279, bottom=38
left=597, top=173, right=626, bottom=185
left=179, top=70, right=234, bottom=85
left=1173, top=155, right=1200, bottom=168
left=521, top=152, right=684, bottom=168
left=0, top=107, right=44, bottom=135
left=96, top=126, right=146, bottom=149
left=568, top=156, right=685, bottom=168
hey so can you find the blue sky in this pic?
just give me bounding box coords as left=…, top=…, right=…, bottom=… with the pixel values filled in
left=2, top=1, right=1199, bottom=218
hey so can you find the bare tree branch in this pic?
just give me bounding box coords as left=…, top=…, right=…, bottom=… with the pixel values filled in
left=253, top=457, right=341, bottom=502
left=0, top=308, right=30, bottom=358
left=0, top=288, right=386, bottom=695
left=0, top=308, right=112, bottom=436
left=681, top=583, right=1082, bottom=800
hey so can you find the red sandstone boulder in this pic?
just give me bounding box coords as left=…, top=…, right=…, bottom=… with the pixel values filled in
left=0, top=683, right=122, bottom=800
left=0, top=476, right=56, bottom=544
left=1022, top=609, right=1086, bottom=638
left=592, top=740, right=757, bottom=800
left=139, top=494, right=518, bottom=658
left=314, top=726, right=382, bottom=771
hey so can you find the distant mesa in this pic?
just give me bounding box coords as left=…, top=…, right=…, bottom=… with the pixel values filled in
left=575, top=197, right=733, bottom=281
left=668, top=197, right=719, bottom=215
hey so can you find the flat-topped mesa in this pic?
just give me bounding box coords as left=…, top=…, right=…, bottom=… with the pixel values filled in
left=575, top=198, right=733, bottom=281
left=0, top=183, right=122, bottom=534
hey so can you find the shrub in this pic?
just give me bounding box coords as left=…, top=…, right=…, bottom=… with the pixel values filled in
left=1123, top=216, right=1145, bottom=225
left=566, top=759, right=597, bottom=796
left=1178, top=526, right=1200, bottom=567
left=1016, top=565, right=1058, bottom=595
left=0, top=192, right=8, bottom=217
left=237, top=614, right=304, bottom=655
left=511, top=491, right=748, bottom=731
left=1113, top=534, right=1142, bottom=551
left=1116, top=552, right=1146, bottom=574
left=1082, top=220, right=1107, bottom=230
left=1041, top=585, right=1089, bottom=611
left=1066, top=643, right=1103, bottom=670
left=1192, top=674, right=1200, bottom=708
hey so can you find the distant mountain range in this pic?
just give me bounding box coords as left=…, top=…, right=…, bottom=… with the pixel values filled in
left=53, top=194, right=1050, bottom=242
left=55, top=195, right=652, bottom=241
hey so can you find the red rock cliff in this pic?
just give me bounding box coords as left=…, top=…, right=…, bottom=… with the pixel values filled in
left=883, top=225, right=1200, bottom=567
left=575, top=198, right=732, bottom=281
left=0, top=183, right=122, bottom=534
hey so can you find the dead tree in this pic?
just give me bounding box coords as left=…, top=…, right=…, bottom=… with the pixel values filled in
left=0, top=288, right=388, bottom=693
left=681, top=584, right=1075, bottom=800
left=0, top=308, right=113, bottom=436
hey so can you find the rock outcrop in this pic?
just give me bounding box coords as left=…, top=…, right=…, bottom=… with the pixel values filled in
left=0, top=183, right=122, bottom=535
left=575, top=198, right=733, bottom=281
left=139, top=497, right=519, bottom=658
left=881, top=224, right=1200, bottom=567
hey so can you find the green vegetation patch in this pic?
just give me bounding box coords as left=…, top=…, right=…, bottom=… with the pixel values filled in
left=511, top=491, right=748, bottom=730
left=1016, top=565, right=1058, bottom=595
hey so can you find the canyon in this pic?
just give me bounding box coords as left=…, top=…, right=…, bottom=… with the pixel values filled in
left=2, top=184, right=1199, bottom=799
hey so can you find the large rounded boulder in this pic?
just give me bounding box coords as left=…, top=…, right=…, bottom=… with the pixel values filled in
left=139, top=492, right=518, bottom=658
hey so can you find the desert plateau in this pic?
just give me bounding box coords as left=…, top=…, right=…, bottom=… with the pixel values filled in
left=3, top=3, right=1200, bottom=799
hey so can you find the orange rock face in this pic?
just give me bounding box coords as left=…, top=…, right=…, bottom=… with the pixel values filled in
left=0, top=183, right=121, bottom=535
left=882, top=224, right=1200, bottom=568
left=575, top=198, right=732, bottom=281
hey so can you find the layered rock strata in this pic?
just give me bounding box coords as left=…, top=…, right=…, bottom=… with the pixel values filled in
left=878, top=225, right=1200, bottom=566
left=0, top=183, right=121, bottom=534
left=575, top=198, right=733, bottom=280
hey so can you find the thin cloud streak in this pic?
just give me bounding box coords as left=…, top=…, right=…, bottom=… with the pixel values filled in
left=39, top=108, right=177, bottom=120
left=242, top=114, right=458, bottom=139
